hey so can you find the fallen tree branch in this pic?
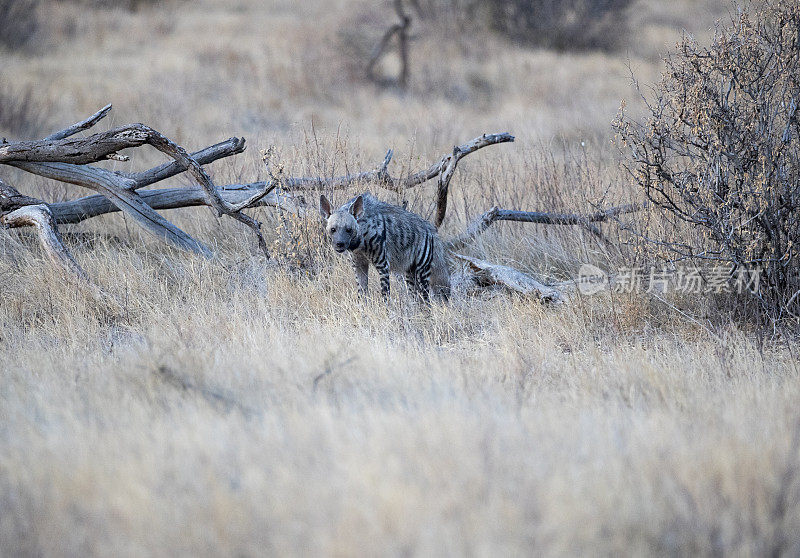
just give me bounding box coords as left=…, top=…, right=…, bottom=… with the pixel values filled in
left=2, top=204, right=89, bottom=282
left=48, top=183, right=304, bottom=225
left=1, top=104, right=517, bottom=292
left=24, top=132, right=512, bottom=230
left=1, top=203, right=119, bottom=307
left=446, top=203, right=644, bottom=251
left=0, top=177, right=44, bottom=213
left=454, top=254, right=563, bottom=303
left=393, top=133, right=514, bottom=192
left=125, top=136, right=246, bottom=189
left=44, top=103, right=113, bottom=141
left=10, top=160, right=214, bottom=257
left=282, top=132, right=514, bottom=198
left=1, top=106, right=265, bottom=257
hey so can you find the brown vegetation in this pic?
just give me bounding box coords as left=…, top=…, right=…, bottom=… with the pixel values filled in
left=615, top=0, right=800, bottom=323
left=2, top=0, right=799, bottom=556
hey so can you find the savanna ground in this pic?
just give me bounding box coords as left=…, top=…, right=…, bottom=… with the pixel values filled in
left=2, top=0, right=800, bottom=556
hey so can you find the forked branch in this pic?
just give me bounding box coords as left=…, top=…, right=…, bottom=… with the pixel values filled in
left=1, top=105, right=269, bottom=257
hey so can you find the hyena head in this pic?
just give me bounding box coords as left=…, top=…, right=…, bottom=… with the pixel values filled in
left=319, top=194, right=364, bottom=253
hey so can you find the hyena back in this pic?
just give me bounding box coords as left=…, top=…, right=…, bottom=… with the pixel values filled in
left=320, top=192, right=451, bottom=301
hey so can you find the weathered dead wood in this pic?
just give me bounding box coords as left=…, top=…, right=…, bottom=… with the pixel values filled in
left=45, top=103, right=113, bottom=141
left=0, top=177, right=44, bottom=213
left=0, top=203, right=119, bottom=307
left=0, top=105, right=269, bottom=257
left=6, top=125, right=511, bottom=231
left=394, top=133, right=515, bottom=192
left=10, top=160, right=214, bottom=257
left=434, top=145, right=462, bottom=227
left=282, top=133, right=514, bottom=199
left=1, top=204, right=89, bottom=281
left=0, top=124, right=169, bottom=165
left=48, top=184, right=304, bottom=225
left=454, top=254, right=563, bottom=303
left=446, top=203, right=644, bottom=251
left=2, top=103, right=531, bottom=297
left=126, top=136, right=246, bottom=189
left=39, top=131, right=512, bottom=228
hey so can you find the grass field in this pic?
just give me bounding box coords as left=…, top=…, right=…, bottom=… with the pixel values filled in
left=2, top=0, right=800, bottom=556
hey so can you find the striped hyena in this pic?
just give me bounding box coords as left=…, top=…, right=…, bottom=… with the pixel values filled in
left=319, top=192, right=451, bottom=301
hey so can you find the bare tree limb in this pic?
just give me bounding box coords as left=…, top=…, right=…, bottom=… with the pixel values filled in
left=2, top=204, right=89, bottom=281
left=0, top=177, right=44, bottom=213
left=48, top=183, right=304, bottom=225
left=3, top=102, right=519, bottom=292
left=44, top=103, right=113, bottom=141
left=434, top=145, right=461, bottom=227
left=397, top=133, right=514, bottom=191
left=1, top=203, right=121, bottom=308
left=284, top=133, right=514, bottom=194
left=2, top=114, right=267, bottom=256
left=0, top=124, right=169, bottom=165
left=446, top=203, right=644, bottom=251
left=126, top=136, right=246, bottom=189
left=10, top=161, right=213, bottom=257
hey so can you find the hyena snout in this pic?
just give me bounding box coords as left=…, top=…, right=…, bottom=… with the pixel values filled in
left=320, top=194, right=362, bottom=254
left=329, top=225, right=357, bottom=253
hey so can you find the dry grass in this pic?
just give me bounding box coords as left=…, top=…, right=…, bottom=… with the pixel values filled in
left=2, top=0, right=799, bottom=556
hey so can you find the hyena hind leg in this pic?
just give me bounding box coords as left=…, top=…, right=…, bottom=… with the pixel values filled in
left=404, top=270, right=418, bottom=294
left=376, top=263, right=391, bottom=300
left=414, top=267, right=431, bottom=303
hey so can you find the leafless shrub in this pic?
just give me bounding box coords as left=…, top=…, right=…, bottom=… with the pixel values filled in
left=614, top=1, right=800, bottom=323
left=0, top=0, right=40, bottom=51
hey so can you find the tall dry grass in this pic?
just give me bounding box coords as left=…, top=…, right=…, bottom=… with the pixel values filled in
left=2, top=0, right=799, bottom=556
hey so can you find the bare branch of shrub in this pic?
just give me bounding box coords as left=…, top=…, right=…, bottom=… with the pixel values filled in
left=614, top=0, right=800, bottom=322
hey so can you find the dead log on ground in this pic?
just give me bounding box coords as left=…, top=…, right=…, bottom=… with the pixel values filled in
left=454, top=254, right=564, bottom=303
left=0, top=195, right=119, bottom=306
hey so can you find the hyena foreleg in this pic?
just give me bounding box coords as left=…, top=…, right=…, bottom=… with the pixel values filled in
left=373, top=247, right=391, bottom=300
left=351, top=252, right=369, bottom=296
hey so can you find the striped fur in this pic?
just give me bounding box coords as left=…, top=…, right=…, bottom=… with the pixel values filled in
left=320, top=192, right=451, bottom=301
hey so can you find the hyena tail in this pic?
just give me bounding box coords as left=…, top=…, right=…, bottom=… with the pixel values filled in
left=430, top=237, right=452, bottom=300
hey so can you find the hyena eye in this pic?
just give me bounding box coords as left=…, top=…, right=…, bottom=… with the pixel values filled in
left=345, top=226, right=352, bottom=233
left=330, top=227, right=336, bottom=233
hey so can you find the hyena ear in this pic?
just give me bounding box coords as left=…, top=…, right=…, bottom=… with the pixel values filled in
left=319, top=194, right=332, bottom=219
left=350, top=195, right=364, bottom=218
